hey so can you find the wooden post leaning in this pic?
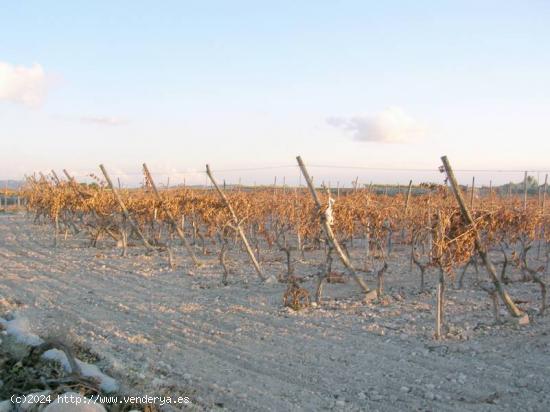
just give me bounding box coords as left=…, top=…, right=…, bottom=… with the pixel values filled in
left=440, top=156, right=526, bottom=321
left=51, top=170, right=61, bottom=185
left=99, top=164, right=154, bottom=251
left=470, top=176, right=475, bottom=209
left=404, top=179, right=413, bottom=213
left=523, top=172, right=527, bottom=210
left=206, top=164, right=267, bottom=281
left=142, top=163, right=201, bottom=267
left=296, top=155, right=373, bottom=297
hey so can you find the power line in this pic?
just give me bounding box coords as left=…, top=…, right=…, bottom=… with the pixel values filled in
left=307, top=165, right=550, bottom=173
left=69, top=165, right=550, bottom=175
left=2, top=165, right=549, bottom=181
left=209, top=165, right=296, bottom=172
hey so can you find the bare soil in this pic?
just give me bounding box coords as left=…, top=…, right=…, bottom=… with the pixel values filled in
left=1, top=213, right=549, bottom=411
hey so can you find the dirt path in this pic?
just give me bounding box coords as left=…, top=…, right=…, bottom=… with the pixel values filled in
left=1, top=214, right=549, bottom=411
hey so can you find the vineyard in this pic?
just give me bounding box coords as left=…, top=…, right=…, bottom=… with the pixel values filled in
left=20, top=158, right=550, bottom=329
left=2, top=156, right=550, bottom=410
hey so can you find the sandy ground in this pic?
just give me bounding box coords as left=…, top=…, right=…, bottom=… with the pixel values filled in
left=0, top=213, right=549, bottom=411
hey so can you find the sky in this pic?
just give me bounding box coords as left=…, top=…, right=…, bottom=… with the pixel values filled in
left=1, top=1, right=549, bottom=186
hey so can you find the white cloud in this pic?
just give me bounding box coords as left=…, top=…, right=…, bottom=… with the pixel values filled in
left=0, top=61, right=48, bottom=107
left=81, top=116, right=128, bottom=126
left=328, top=107, right=425, bottom=143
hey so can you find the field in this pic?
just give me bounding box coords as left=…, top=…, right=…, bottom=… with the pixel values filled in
left=1, top=163, right=550, bottom=411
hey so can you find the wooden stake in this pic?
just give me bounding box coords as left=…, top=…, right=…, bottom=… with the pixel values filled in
left=543, top=174, right=548, bottom=212
left=99, top=165, right=153, bottom=251
left=523, top=172, right=527, bottom=210
left=470, top=176, right=475, bottom=209
left=206, top=164, right=266, bottom=281
left=296, top=156, right=371, bottom=295
left=63, top=170, right=81, bottom=195
left=440, top=156, right=525, bottom=320
left=143, top=163, right=201, bottom=267
left=537, top=174, right=548, bottom=259
left=404, top=180, right=413, bottom=213
left=51, top=170, right=61, bottom=185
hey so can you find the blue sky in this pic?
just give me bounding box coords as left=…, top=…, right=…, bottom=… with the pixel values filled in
left=1, top=1, right=549, bottom=186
